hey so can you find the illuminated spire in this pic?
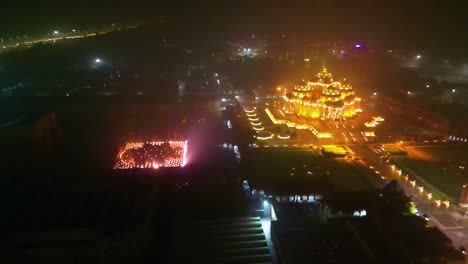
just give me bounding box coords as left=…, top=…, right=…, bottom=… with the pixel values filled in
left=316, top=66, right=332, bottom=79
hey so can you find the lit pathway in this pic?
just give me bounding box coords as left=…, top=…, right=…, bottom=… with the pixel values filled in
left=260, top=216, right=278, bottom=264
left=350, top=144, right=468, bottom=260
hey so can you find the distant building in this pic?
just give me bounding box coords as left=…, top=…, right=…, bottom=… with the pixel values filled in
left=321, top=145, right=348, bottom=157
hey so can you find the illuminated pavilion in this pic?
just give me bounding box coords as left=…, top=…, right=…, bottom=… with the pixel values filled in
left=283, top=67, right=361, bottom=120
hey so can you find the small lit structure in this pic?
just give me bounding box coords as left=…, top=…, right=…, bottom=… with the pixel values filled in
left=257, top=131, right=274, bottom=140
left=321, top=145, right=348, bottom=157
left=372, top=116, right=384, bottom=122
left=364, top=121, right=378, bottom=127
left=277, top=134, right=291, bottom=140
left=237, top=47, right=258, bottom=58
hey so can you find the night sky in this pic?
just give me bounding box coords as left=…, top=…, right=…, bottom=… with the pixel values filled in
left=1, top=1, right=468, bottom=58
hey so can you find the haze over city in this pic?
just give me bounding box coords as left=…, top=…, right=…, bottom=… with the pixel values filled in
left=1, top=1, right=468, bottom=263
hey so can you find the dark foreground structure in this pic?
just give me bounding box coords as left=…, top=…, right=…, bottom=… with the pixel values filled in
left=270, top=200, right=464, bottom=264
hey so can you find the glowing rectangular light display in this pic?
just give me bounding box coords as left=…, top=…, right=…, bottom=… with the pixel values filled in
left=114, top=140, right=188, bottom=169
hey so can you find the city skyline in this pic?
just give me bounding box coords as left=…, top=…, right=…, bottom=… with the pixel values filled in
left=1, top=1, right=468, bottom=55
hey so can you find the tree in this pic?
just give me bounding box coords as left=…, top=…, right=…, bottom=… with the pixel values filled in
left=382, top=180, right=412, bottom=215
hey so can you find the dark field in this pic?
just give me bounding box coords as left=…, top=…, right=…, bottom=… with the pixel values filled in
left=394, top=145, right=468, bottom=200
left=0, top=96, right=222, bottom=170
left=241, top=149, right=380, bottom=195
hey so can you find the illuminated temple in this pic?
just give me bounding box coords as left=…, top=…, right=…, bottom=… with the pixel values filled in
left=283, top=67, right=361, bottom=120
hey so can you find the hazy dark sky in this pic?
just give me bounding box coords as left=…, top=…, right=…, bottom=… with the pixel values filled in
left=1, top=1, right=467, bottom=56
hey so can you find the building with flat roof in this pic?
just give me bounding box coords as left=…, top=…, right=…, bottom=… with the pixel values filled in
left=270, top=202, right=464, bottom=264
left=321, top=145, right=348, bottom=157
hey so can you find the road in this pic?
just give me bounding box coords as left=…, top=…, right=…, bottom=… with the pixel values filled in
left=350, top=143, right=468, bottom=255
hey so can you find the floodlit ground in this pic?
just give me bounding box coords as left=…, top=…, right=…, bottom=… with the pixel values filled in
left=251, top=98, right=380, bottom=145
left=241, top=149, right=380, bottom=195
left=394, top=144, right=468, bottom=199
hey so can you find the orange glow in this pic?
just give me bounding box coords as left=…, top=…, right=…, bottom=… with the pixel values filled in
left=281, top=67, right=361, bottom=120
left=265, top=107, right=332, bottom=139
left=114, top=140, right=188, bottom=169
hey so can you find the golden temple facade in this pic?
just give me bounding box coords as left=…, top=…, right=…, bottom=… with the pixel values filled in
left=284, top=67, right=361, bottom=120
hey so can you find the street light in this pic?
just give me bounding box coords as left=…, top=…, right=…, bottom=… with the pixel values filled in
left=373, top=92, right=378, bottom=96
left=416, top=55, right=421, bottom=59
left=95, top=58, right=102, bottom=63
left=53, top=30, right=59, bottom=35
left=452, top=89, right=456, bottom=93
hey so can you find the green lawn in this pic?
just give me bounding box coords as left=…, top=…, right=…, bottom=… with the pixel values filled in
left=242, top=149, right=380, bottom=194
left=394, top=145, right=468, bottom=201
left=394, top=158, right=462, bottom=200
